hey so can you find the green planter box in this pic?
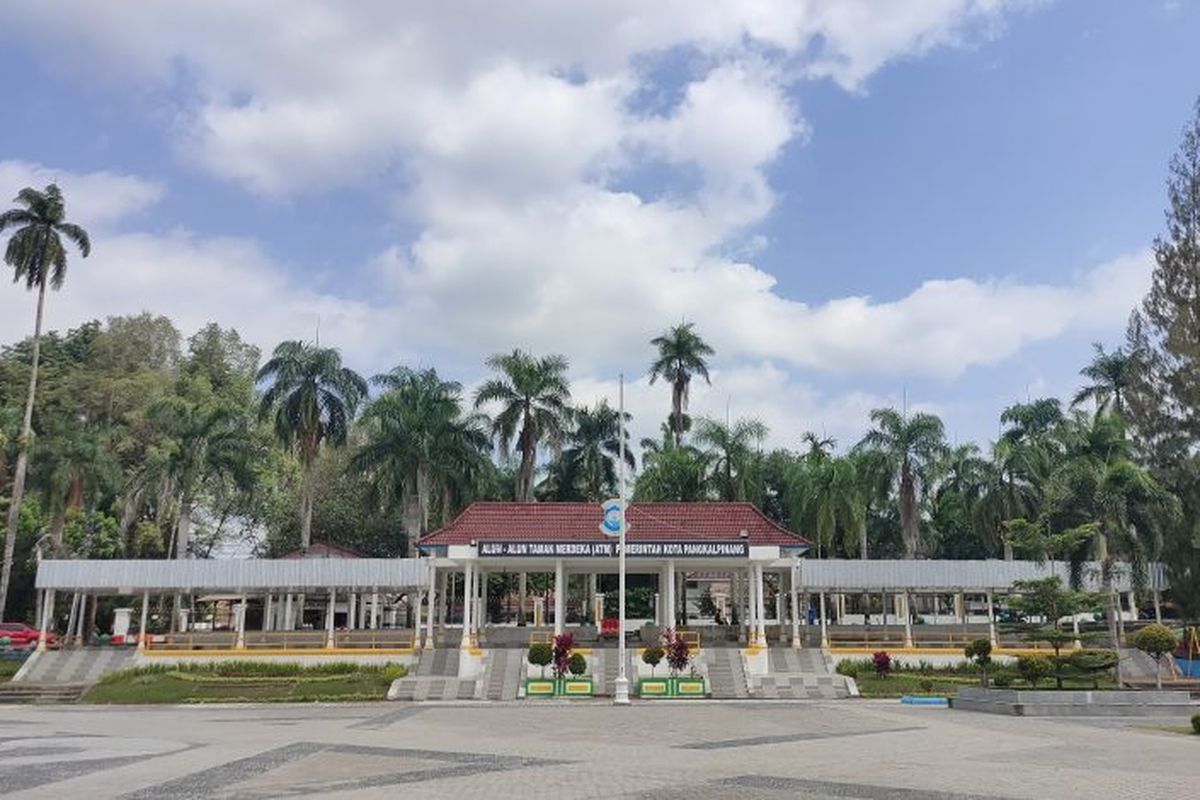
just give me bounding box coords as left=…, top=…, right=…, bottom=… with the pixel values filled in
left=638, top=676, right=707, bottom=698
left=525, top=676, right=595, bottom=697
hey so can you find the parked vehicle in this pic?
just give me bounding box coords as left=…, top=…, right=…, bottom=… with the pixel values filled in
left=0, top=622, right=55, bottom=649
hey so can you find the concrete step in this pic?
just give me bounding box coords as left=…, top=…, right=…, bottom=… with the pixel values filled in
left=0, top=682, right=89, bottom=704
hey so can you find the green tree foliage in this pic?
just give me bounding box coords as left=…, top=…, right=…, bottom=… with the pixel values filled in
left=542, top=402, right=634, bottom=501
left=648, top=323, right=713, bottom=446
left=1132, top=623, right=1177, bottom=689
left=0, top=184, right=90, bottom=619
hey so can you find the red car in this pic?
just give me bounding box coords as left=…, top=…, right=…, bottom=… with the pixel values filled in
left=0, top=622, right=55, bottom=649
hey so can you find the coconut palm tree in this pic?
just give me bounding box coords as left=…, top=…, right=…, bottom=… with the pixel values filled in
left=693, top=417, right=767, bottom=502
left=38, top=420, right=120, bottom=556
left=550, top=402, right=635, bottom=501
left=789, top=456, right=865, bottom=558
left=800, top=432, right=836, bottom=463
left=354, top=366, right=490, bottom=549
left=257, top=341, right=367, bottom=550
left=474, top=350, right=571, bottom=501
left=0, top=184, right=90, bottom=619
left=1072, top=343, right=1133, bottom=417
left=648, top=323, right=714, bottom=446
left=856, top=408, right=947, bottom=558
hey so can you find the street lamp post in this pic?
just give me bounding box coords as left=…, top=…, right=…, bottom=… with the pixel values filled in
left=613, top=373, right=631, bottom=705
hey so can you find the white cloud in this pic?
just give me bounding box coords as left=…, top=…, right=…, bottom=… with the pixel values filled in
left=0, top=161, right=163, bottom=230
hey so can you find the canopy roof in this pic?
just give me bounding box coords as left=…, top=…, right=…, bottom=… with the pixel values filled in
left=417, top=501, right=810, bottom=550
left=797, top=559, right=1167, bottom=593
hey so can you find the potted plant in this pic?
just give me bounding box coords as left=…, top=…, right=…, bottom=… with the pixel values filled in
left=639, top=644, right=669, bottom=696
left=665, top=630, right=704, bottom=696
left=553, top=633, right=593, bottom=696
left=525, top=641, right=555, bottom=697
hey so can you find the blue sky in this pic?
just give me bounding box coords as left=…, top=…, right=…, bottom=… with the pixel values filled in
left=1, top=1, right=1197, bottom=451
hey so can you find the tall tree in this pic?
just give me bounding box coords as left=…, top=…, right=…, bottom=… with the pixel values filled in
left=648, top=323, right=714, bottom=447
left=1072, top=343, right=1133, bottom=416
left=474, top=350, right=571, bottom=501
left=355, top=366, right=489, bottom=548
left=0, top=184, right=90, bottom=619
left=856, top=408, right=947, bottom=558
left=789, top=456, right=865, bottom=558
left=693, top=417, right=767, bottom=502
left=257, top=341, right=366, bottom=550
left=547, top=402, right=634, bottom=501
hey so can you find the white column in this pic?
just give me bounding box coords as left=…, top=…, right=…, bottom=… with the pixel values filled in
left=518, top=572, right=527, bottom=625
left=903, top=593, right=914, bottom=648
left=819, top=591, right=828, bottom=648
left=425, top=565, right=436, bottom=649
left=554, top=559, right=565, bottom=636
left=1153, top=590, right=1162, bottom=624
left=744, top=568, right=754, bottom=641
left=236, top=595, right=247, bottom=649
left=477, top=570, right=487, bottom=634
left=1126, top=591, right=1138, bottom=620
left=755, top=564, right=767, bottom=646
left=263, top=594, right=273, bottom=632
left=1072, top=610, right=1082, bottom=650
left=460, top=564, right=474, bottom=648
left=370, top=591, right=379, bottom=630
left=986, top=591, right=997, bottom=648
left=325, top=589, right=336, bottom=649
left=137, top=591, right=150, bottom=651
left=775, top=574, right=784, bottom=623
left=349, top=592, right=357, bottom=630
left=666, top=559, right=676, bottom=629
left=412, top=590, right=422, bottom=649
left=284, top=593, right=293, bottom=631
left=789, top=564, right=801, bottom=649
left=37, top=590, right=54, bottom=652
left=954, top=591, right=965, bottom=624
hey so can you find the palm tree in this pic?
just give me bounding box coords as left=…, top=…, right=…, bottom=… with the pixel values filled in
left=474, top=350, right=571, bottom=501
left=354, top=366, right=490, bottom=549
left=800, top=432, right=836, bottom=463
left=552, top=402, right=635, bottom=501
left=0, top=184, right=90, bottom=619
left=257, top=341, right=367, bottom=550
left=693, top=417, right=767, bottom=502
left=856, top=408, right=947, bottom=558
left=38, top=420, right=120, bottom=556
left=648, top=323, right=714, bottom=446
left=1072, top=343, right=1133, bottom=416
left=790, top=456, right=865, bottom=558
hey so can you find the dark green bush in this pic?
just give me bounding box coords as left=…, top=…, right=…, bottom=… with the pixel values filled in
left=528, top=643, right=553, bottom=677
left=1191, top=712, right=1200, bottom=735
left=1016, top=655, right=1054, bottom=689
left=641, top=646, right=665, bottom=675
left=568, top=652, right=587, bottom=676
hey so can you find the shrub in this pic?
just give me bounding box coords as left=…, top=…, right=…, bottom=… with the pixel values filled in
left=642, top=646, right=665, bottom=676
left=664, top=630, right=692, bottom=676
left=380, top=664, right=407, bottom=682
left=963, top=639, right=993, bottom=687
left=528, top=642, right=553, bottom=677
left=1069, top=649, right=1119, bottom=689
left=552, top=632, right=576, bottom=678
left=1016, top=655, right=1053, bottom=689
left=992, top=673, right=1012, bottom=688
left=1132, top=624, right=1177, bottom=689
left=835, top=658, right=872, bottom=678
left=919, top=678, right=934, bottom=693
left=1191, top=712, right=1200, bottom=735
left=872, top=651, right=891, bottom=678
left=568, top=652, right=587, bottom=676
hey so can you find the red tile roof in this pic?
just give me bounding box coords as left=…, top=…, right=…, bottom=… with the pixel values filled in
left=418, top=502, right=809, bottom=548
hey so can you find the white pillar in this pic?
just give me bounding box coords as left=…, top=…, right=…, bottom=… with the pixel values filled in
left=755, top=564, right=767, bottom=646
left=903, top=593, right=914, bottom=648
left=370, top=591, right=379, bottom=630
left=666, top=560, right=676, bottom=629
left=236, top=595, right=247, bottom=649
left=789, top=565, right=801, bottom=649
left=137, top=591, right=150, bottom=651
left=518, top=572, right=527, bottom=625
left=461, top=564, right=474, bottom=649
left=37, top=590, right=54, bottom=652
left=955, top=591, right=965, bottom=624
left=745, top=567, right=756, bottom=642
left=1153, top=590, right=1162, bottom=624
left=986, top=591, right=997, bottom=648
left=284, top=593, right=293, bottom=632
left=1126, top=591, right=1138, bottom=620
left=819, top=591, right=829, bottom=648
left=425, top=565, right=436, bottom=649
left=774, top=574, right=784, bottom=624
left=412, top=590, right=422, bottom=650
left=263, top=594, right=273, bottom=632
left=553, top=559, right=565, bottom=637
left=477, top=570, right=487, bottom=634
left=1072, top=610, right=1082, bottom=650
left=325, top=589, right=336, bottom=648
left=350, top=592, right=358, bottom=630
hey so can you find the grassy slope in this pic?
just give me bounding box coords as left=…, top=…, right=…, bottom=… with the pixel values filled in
left=84, top=663, right=404, bottom=704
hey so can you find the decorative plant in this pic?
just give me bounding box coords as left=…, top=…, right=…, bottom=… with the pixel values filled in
left=642, top=645, right=665, bottom=676
left=872, top=650, right=891, bottom=678
left=665, top=630, right=692, bottom=677
left=1016, top=654, right=1053, bottom=689
left=918, top=678, right=934, bottom=694
left=963, top=639, right=993, bottom=687
left=528, top=642, right=553, bottom=678
left=568, top=652, right=587, bottom=677
left=1069, top=649, right=1118, bottom=689
left=552, top=632, right=576, bottom=678
left=1191, top=711, right=1200, bottom=735
left=1132, top=623, right=1177, bottom=690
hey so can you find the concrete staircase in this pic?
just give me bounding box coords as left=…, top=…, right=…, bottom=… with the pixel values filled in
left=704, top=648, right=749, bottom=699
left=753, top=647, right=851, bottom=699
left=388, top=648, right=477, bottom=701
left=484, top=648, right=524, bottom=700
left=0, top=682, right=89, bottom=704
left=13, top=647, right=135, bottom=686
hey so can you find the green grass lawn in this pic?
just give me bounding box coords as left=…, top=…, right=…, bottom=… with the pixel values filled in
left=84, top=662, right=406, bottom=704
left=0, top=659, right=23, bottom=683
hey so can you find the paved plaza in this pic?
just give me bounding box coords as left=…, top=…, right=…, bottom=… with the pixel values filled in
left=0, top=700, right=1196, bottom=799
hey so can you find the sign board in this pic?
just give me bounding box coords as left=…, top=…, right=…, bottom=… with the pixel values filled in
left=477, top=540, right=748, bottom=558
left=599, top=498, right=624, bottom=537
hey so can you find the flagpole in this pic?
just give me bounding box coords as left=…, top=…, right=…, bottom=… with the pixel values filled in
left=613, top=373, right=630, bottom=705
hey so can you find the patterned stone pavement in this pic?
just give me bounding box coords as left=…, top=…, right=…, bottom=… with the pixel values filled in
left=0, top=700, right=1196, bottom=799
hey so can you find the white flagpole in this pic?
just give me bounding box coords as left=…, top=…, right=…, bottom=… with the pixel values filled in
left=613, top=373, right=631, bottom=705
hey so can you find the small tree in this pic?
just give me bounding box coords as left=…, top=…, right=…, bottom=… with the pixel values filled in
left=528, top=642, right=553, bottom=678
left=964, top=639, right=993, bottom=687
left=1016, top=654, right=1053, bottom=689
left=1132, top=624, right=1177, bottom=690
left=552, top=632, right=576, bottom=678
left=568, top=652, right=587, bottom=677
left=872, top=651, right=891, bottom=678
left=1070, top=649, right=1119, bottom=689
left=664, top=630, right=692, bottom=676
left=642, top=645, right=665, bottom=676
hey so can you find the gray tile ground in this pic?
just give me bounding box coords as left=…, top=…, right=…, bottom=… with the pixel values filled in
left=0, top=700, right=1196, bottom=799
